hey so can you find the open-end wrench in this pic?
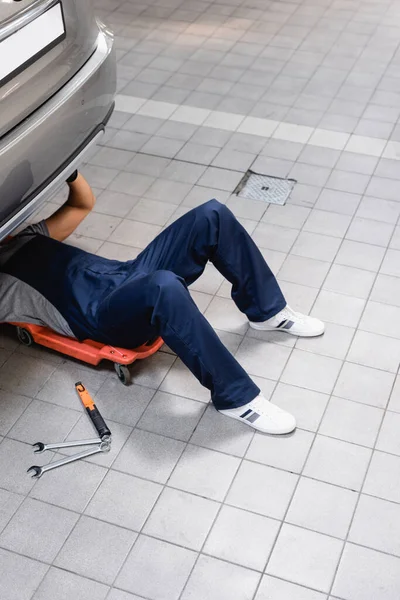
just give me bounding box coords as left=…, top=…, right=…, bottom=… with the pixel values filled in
left=27, top=440, right=111, bottom=479
left=32, top=437, right=110, bottom=454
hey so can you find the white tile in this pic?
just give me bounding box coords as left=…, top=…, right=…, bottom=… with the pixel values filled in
left=246, top=429, right=314, bottom=473
left=227, top=460, right=298, bottom=520
left=238, top=116, right=279, bottom=137
left=271, top=383, right=329, bottom=432
left=281, top=349, right=342, bottom=395
left=333, top=543, right=400, bottom=600
left=349, top=494, right=400, bottom=557
left=273, top=123, right=314, bottom=144
left=115, top=94, right=146, bottom=114
left=287, top=478, right=357, bottom=539
left=168, top=444, right=240, bottom=501
left=267, top=524, right=343, bottom=593
left=181, top=555, right=260, bottom=600
left=319, top=396, right=383, bottom=448
left=309, top=128, right=350, bottom=150
left=204, top=110, right=245, bottom=131
left=138, top=99, right=177, bottom=119
left=345, top=135, right=386, bottom=157
left=143, top=487, right=219, bottom=550
left=170, top=105, right=211, bottom=125
left=382, top=140, right=400, bottom=160
left=304, top=435, right=371, bottom=491
left=255, top=575, right=326, bottom=600
left=204, top=505, right=279, bottom=571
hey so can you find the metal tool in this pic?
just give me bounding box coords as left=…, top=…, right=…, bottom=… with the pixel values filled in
left=28, top=441, right=111, bottom=479
left=28, top=382, right=112, bottom=479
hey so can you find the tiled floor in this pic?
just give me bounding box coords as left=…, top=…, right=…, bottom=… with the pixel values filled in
left=2, top=0, right=400, bottom=598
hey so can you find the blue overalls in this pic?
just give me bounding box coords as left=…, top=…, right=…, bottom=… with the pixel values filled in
left=3, top=200, right=286, bottom=410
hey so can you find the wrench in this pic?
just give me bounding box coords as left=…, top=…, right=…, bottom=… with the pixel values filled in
left=32, top=437, right=110, bottom=454
left=27, top=441, right=111, bottom=479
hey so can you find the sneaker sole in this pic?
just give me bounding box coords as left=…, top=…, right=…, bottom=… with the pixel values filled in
left=219, top=409, right=296, bottom=435
left=249, top=321, right=325, bottom=338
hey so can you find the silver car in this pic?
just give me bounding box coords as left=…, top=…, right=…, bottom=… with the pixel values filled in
left=0, top=0, right=116, bottom=241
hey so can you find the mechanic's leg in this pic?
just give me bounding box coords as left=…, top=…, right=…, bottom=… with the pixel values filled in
left=97, top=270, right=295, bottom=434
left=135, top=200, right=323, bottom=337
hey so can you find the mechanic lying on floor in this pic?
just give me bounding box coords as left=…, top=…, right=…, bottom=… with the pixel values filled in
left=0, top=171, right=325, bottom=435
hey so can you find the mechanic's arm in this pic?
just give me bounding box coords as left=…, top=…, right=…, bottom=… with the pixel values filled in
left=45, top=171, right=95, bottom=241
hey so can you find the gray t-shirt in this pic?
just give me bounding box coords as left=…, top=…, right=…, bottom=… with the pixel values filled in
left=0, top=223, right=75, bottom=337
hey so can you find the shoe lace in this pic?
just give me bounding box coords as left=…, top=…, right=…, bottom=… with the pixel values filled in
left=279, top=306, right=305, bottom=324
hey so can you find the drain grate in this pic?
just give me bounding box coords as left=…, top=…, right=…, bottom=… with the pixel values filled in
left=235, top=171, right=296, bottom=205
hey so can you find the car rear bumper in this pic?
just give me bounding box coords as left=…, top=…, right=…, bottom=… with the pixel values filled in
left=0, top=21, right=116, bottom=241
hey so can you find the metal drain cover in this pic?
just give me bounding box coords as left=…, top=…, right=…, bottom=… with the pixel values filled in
left=236, top=172, right=296, bottom=205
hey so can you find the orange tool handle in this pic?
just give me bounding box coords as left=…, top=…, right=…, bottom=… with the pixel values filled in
left=75, top=381, right=111, bottom=440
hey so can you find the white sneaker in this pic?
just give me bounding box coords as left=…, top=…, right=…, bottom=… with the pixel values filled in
left=249, top=305, right=324, bottom=338
left=219, top=393, right=296, bottom=435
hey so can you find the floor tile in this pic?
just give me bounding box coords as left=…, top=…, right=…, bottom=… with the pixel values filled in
left=0, top=354, right=55, bottom=398
left=190, top=404, right=254, bottom=457
left=159, top=358, right=210, bottom=403
left=388, top=376, right=400, bottom=413
left=255, top=575, right=327, bottom=600
left=335, top=240, right=385, bottom=272
left=116, top=535, right=197, bottom=600
left=235, top=337, right=291, bottom=380
left=346, top=217, right=394, bottom=247
left=181, top=555, right=261, bottom=600
left=138, top=390, right=205, bottom=441
left=303, top=435, right=371, bottom=491
left=204, top=296, right=249, bottom=334
left=287, top=477, right=357, bottom=539
left=168, top=443, right=240, bottom=501
left=315, top=189, right=360, bottom=216
left=32, top=568, right=109, bottom=600
left=0, top=497, right=78, bottom=563
left=8, top=399, right=80, bottom=446
left=311, top=290, right=365, bottom=328
left=0, top=489, right=23, bottom=535
left=266, top=524, right=343, bottom=593
left=304, top=209, right=351, bottom=238
left=204, top=504, right=279, bottom=571
left=143, top=487, right=219, bottom=550
left=291, top=231, right=341, bottom=262
left=0, top=548, right=48, bottom=600
left=323, top=264, right=375, bottom=299
left=0, top=391, right=31, bottom=437
left=349, top=494, right=400, bottom=558
left=246, top=429, right=314, bottom=474
left=113, top=429, right=185, bottom=484
left=296, top=322, right=354, bottom=360
left=226, top=459, right=298, bottom=519
left=36, top=363, right=108, bottom=411
left=279, top=255, right=330, bottom=288
left=334, top=361, right=394, bottom=408
left=92, top=379, right=154, bottom=427
left=319, top=396, right=383, bottom=448
left=29, top=454, right=106, bottom=511
left=371, top=274, right=400, bottom=308
left=85, top=470, right=162, bottom=531
left=0, top=438, right=50, bottom=495
left=333, top=543, right=400, bottom=600
left=252, top=222, right=299, bottom=253
left=271, top=383, right=329, bottom=432
left=55, top=516, right=136, bottom=584
left=281, top=349, right=342, bottom=395
left=347, top=330, right=400, bottom=372
left=364, top=450, right=400, bottom=504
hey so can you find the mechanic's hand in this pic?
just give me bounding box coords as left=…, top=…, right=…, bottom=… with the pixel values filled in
left=66, top=170, right=79, bottom=183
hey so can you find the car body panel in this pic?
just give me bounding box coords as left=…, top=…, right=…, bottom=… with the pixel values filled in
left=0, top=2, right=116, bottom=240
left=0, top=0, right=99, bottom=137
